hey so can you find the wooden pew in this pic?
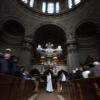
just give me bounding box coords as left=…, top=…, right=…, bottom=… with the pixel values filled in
left=61, top=77, right=100, bottom=100
left=0, top=74, right=35, bottom=100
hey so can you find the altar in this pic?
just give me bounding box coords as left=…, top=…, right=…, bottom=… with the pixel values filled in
left=32, top=42, right=67, bottom=75
left=31, top=64, right=67, bottom=75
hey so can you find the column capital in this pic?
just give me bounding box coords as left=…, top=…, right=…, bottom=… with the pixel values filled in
left=22, top=36, right=33, bottom=51
left=67, top=43, right=78, bottom=53
left=66, top=32, right=78, bottom=45
left=24, top=35, right=33, bottom=43
left=66, top=38, right=78, bottom=53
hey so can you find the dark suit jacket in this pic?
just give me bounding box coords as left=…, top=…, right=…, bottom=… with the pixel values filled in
left=89, top=65, right=100, bottom=77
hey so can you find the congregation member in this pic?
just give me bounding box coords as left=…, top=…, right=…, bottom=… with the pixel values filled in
left=89, top=61, right=100, bottom=77
left=82, top=65, right=90, bottom=78
left=75, top=67, right=83, bottom=79
left=57, top=70, right=69, bottom=92
left=59, top=72, right=67, bottom=92
left=0, top=48, right=23, bottom=77
left=0, top=48, right=12, bottom=74
left=0, top=52, right=7, bottom=73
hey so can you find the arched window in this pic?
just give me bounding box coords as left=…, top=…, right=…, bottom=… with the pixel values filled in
left=56, top=2, right=60, bottom=13
left=68, top=0, right=81, bottom=8
left=42, top=2, right=46, bottom=13
left=21, top=0, right=81, bottom=14
left=75, top=0, right=81, bottom=5
left=47, top=3, right=54, bottom=13
left=22, top=0, right=28, bottom=4
left=68, top=0, right=73, bottom=8
left=29, top=0, right=34, bottom=7
left=42, top=1, right=60, bottom=13
left=22, top=0, right=34, bottom=7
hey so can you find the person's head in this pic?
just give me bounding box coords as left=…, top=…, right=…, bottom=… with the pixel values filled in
left=83, top=65, right=89, bottom=71
left=4, top=53, right=11, bottom=59
left=75, top=68, right=78, bottom=71
left=87, top=63, right=93, bottom=68
left=72, top=70, right=76, bottom=73
left=47, top=72, right=50, bottom=75
left=4, top=48, right=12, bottom=59
left=93, top=61, right=100, bottom=66
left=23, top=70, right=29, bottom=75
left=0, top=52, right=3, bottom=58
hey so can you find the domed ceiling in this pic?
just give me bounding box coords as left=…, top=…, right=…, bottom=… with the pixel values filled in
left=20, top=0, right=81, bottom=15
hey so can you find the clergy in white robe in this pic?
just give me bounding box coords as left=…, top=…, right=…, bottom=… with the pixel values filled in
left=46, top=73, right=54, bottom=92
left=61, top=72, right=67, bottom=82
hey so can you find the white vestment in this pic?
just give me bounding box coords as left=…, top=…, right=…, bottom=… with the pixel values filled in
left=46, top=73, right=53, bottom=92
left=82, top=71, right=90, bottom=78
left=61, top=73, right=66, bottom=82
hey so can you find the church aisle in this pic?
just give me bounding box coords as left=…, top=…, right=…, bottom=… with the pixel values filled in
left=28, top=89, right=66, bottom=100
left=34, top=91, right=59, bottom=100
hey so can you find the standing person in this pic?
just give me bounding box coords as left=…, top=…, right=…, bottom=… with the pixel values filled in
left=60, top=71, right=68, bottom=92
left=57, top=70, right=69, bottom=93
left=82, top=65, right=90, bottom=78
left=61, top=72, right=67, bottom=82
left=2, top=48, right=12, bottom=74
left=89, top=61, right=100, bottom=77
left=0, top=52, right=5, bottom=73
left=46, top=72, right=54, bottom=92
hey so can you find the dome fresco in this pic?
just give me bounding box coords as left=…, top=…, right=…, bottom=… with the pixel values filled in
left=21, top=0, right=81, bottom=14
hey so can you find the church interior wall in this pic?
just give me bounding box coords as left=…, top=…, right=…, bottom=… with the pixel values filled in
left=0, top=0, right=100, bottom=69
left=79, top=46, right=100, bottom=64
left=0, top=42, right=21, bottom=57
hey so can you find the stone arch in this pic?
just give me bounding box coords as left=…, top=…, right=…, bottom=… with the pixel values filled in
left=0, top=16, right=25, bottom=31
left=33, top=24, right=66, bottom=46
left=31, top=23, right=67, bottom=67
left=75, top=21, right=98, bottom=38
left=32, top=22, right=67, bottom=40
left=2, top=20, right=25, bottom=36
left=75, top=21, right=100, bottom=65
left=0, top=18, right=25, bottom=44
left=57, top=70, right=68, bottom=76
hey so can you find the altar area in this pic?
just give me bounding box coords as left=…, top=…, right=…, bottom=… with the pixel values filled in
left=32, top=42, right=67, bottom=75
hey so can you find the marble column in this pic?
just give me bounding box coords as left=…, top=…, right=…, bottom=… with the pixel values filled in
left=20, top=36, right=32, bottom=70
left=66, top=33, right=79, bottom=72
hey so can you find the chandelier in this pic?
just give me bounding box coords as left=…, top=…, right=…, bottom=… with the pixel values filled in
left=36, top=42, right=62, bottom=65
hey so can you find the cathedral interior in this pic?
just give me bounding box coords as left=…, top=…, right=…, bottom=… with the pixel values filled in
left=0, top=0, right=100, bottom=100
left=0, top=0, right=100, bottom=72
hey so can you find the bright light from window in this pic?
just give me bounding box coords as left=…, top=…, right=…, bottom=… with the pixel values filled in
left=29, top=0, right=34, bottom=7
left=68, top=0, right=73, bottom=8
left=75, top=0, right=81, bottom=4
left=22, top=0, right=28, bottom=4
left=42, top=2, right=46, bottom=13
left=56, top=2, right=59, bottom=13
left=47, top=3, right=54, bottom=13
left=21, top=0, right=81, bottom=14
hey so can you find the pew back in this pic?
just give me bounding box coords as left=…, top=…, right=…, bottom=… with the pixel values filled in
left=61, top=77, right=100, bottom=100
left=0, top=74, right=35, bottom=100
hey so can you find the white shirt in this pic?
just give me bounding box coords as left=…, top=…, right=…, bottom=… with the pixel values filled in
left=61, top=73, right=66, bottom=82
left=82, top=71, right=90, bottom=78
